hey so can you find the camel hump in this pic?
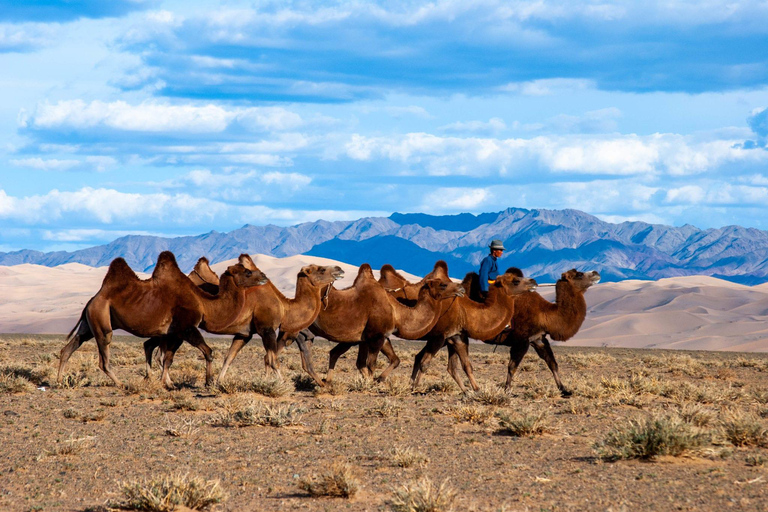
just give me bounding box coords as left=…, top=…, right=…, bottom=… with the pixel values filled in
left=238, top=253, right=258, bottom=271
left=505, top=267, right=524, bottom=277
left=152, top=251, right=184, bottom=280
left=103, top=257, right=139, bottom=285
left=379, top=264, right=405, bottom=281
left=433, top=260, right=448, bottom=274
left=462, top=272, right=483, bottom=302
left=354, top=263, right=375, bottom=286
left=380, top=263, right=397, bottom=275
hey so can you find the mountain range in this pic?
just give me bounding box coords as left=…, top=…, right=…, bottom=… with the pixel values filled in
left=3, top=207, right=768, bottom=284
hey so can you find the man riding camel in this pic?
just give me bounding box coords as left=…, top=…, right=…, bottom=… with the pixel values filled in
left=478, top=239, right=505, bottom=300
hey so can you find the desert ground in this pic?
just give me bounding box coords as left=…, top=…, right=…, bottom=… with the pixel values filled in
left=1, top=256, right=767, bottom=511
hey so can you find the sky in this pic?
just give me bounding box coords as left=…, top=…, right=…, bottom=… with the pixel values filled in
left=1, top=0, right=768, bottom=253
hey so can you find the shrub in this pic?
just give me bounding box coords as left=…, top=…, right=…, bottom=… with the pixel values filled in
left=496, top=408, right=549, bottom=437
left=299, top=463, right=359, bottom=498
left=596, top=414, right=706, bottom=460
left=115, top=474, right=225, bottom=511
left=390, top=477, right=456, bottom=512
left=391, top=446, right=429, bottom=468
left=720, top=411, right=768, bottom=447
left=463, top=385, right=511, bottom=406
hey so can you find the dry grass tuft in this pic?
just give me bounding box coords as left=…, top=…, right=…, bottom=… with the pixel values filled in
left=391, top=446, right=429, bottom=468
left=719, top=411, right=768, bottom=447
left=209, top=399, right=305, bottom=428
left=383, top=375, right=413, bottom=396
left=56, top=370, right=92, bottom=389
left=115, top=473, right=225, bottom=511
left=450, top=405, right=494, bottom=425
left=218, top=375, right=293, bottom=397
left=348, top=374, right=377, bottom=393
left=366, top=399, right=402, bottom=418
left=299, top=463, right=360, bottom=498
left=595, top=413, right=707, bottom=460
left=390, top=477, right=457, bottom=512
left=422, top=379, right=457, bottom=394
left=43, top=434, right=96, bottom=457
left=292, top=373, right=318, bottom=391
left=463, top=384, right=512, bottom=406
left=165, top=415, right=201, bottom=438
left=496, top=408, right=549, bottom=437
left=313, top=379, right=348, bottom=396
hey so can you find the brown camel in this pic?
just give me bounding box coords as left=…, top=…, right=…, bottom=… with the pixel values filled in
left=216, top=254, right=344, bottom=383
left=145, top=254, right=344, bottom=385
left=378, top=261, right=451, bottom=301
left=58, top=251, right=268, bottom=388
left=480, top=268, right=601, bottom=396
left=290, top=263, right=465, bottom=383
left=410, top=271, right=538, bottom=391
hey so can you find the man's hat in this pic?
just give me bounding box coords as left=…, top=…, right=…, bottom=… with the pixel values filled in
left=489, top=239, right=505, bottom=251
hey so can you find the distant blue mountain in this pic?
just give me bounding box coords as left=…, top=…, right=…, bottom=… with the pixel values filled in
left=2, top=207, right=768, bottom=284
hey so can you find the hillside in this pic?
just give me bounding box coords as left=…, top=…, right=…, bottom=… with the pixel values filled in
left=3, top=207, right=768, bottom=284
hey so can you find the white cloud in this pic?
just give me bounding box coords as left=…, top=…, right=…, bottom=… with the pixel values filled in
left=0, top=23, right=56, bottom=51
left=261, top=171, right=312, bottom=189
left=0, top=187, right=226, bottom=224
left=24, top=100, right=304, bottom=134
left=10, top=156, right=116, bottom=172
left=439, top=117, right=506, bottom=134
left=420, top=187, right=492, bottom=212
left=499, top=78, right=596, bottom=96
left=344, top=132, right=768, bottom=177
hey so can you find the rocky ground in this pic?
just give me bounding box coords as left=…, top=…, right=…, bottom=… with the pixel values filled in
left=1, top=334, right=767, bottom=511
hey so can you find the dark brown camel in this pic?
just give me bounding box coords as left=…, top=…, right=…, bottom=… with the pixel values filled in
left=410, top=271, right=538, bottom=391
left=480, top=268, right=600, bottom=396
left=58, top=251, right=268, bottom=388
left=145, top=254, right=344, bottom=385
left=289, top=263, right=465, bottom=383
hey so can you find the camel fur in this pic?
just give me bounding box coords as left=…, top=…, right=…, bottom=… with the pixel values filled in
left=58, top=251, right=268, bottom=388
left=482, top=268, right=600, bottom=396
left=410, top=271, right=538, bottom=391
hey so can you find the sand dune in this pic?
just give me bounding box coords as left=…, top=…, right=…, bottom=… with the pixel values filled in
left=1, top=256, right=766, bottom=352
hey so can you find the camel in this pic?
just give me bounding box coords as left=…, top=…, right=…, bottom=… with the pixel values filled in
left=57, top=251, right=268, bottom=388
left=187, top=256, right=221, bottom=294
left=410, top=271, right=538, bottom=391
left=145, top=254, right=345, bottom=385
left=290, top=263, right=465, bottom=383
left=480, top=268, right=601, bottom=396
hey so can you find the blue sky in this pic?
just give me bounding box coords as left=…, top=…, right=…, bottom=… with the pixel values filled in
left=1, top=0, right=768, bottom=253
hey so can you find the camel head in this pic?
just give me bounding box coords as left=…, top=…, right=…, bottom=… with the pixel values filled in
left=299, top=264, right=345, bottom=287
left=222, top=263, right=269, bottom=287
left=493, top=272, right=537, bottom=296
left=419, top=278, right=465, bottom=300
left=559, top=269, right=600, bottom=292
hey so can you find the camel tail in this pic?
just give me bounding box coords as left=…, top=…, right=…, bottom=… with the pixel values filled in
left=65, top=299, right=92, bottom=342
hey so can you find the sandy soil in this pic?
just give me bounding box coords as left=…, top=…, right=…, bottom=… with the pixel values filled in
left=1, top=334, right=767, bottom=511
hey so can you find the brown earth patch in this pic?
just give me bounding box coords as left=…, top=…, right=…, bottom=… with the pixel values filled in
left=1, top=334, right=767, bottom=511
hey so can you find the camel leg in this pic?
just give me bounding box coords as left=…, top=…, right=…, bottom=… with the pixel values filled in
left=445, top=344, right=466, bottom=392
left=95, top=330, right=121, bottom=387
left=217, top=334, right=252, bottom=383
left=448, top=334, right=479, bottom=391
left=411, top=336, right=445, bottom=389
left=57, top=320, right=93, bottom=383
left=531, top=335, right=571, bottom=397
left=183, top=328, right=214, bottom=387
left=286, top=331, right=324, bottom=386
left=143, top=336, right=164, bottom=379
left=261, top=329, right=282, bottom=379
left=327, top=343, right=354, bottom=382
left=159, top=336, right=184, bottom=389
left=504, top=339, right=531, bottom=390
left=375, top=338, right=400, bottom=382
left=363, top=334, right=387, bottom=380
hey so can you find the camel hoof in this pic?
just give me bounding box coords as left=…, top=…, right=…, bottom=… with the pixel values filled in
left=560, top=388, right=573, bottom=398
